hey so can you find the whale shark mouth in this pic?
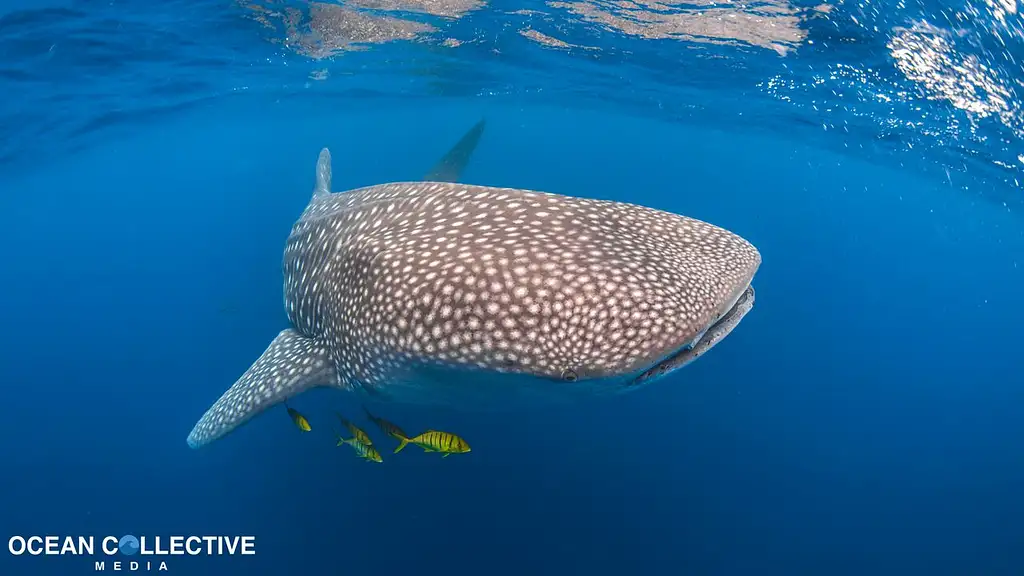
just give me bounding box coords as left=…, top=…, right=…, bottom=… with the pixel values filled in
left=629, top=284, right=756, bottom=388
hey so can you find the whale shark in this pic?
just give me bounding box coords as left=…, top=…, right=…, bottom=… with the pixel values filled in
left=186, top=123, right=761, bottom=449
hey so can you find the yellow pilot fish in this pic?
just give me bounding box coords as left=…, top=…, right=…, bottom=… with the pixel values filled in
left=363, top=406, right=409, bottom=445
left=337, top=435, right=383, bottom=463
left=335, top=412, right=373, bottom=446
left=285, top=404, right=311, bottom=432
left=394, top=430, right=471, bottom=458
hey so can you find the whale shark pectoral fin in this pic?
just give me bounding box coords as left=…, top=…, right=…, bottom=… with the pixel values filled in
left=314, top=147, right=332, bottom=197
left=422, top=118, right=486, bottom=183
left=186, top=329, right=337, bottom=449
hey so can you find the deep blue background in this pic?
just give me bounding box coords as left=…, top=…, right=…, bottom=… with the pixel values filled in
left=1, top=99, right=1022, bottom=575
left=3, top=0, right=1024, bottom=573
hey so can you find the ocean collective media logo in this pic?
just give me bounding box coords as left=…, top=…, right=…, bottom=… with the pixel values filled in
left=8, top=534, right=256, bottom=571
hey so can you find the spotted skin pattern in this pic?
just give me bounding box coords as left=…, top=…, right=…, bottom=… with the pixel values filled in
left=287, top=178, right=760, bottom=386
left=186, top=148, right=760, bottom=449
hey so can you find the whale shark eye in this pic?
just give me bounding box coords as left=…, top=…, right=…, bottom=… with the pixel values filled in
left=560, top=368, right=578, bottom=382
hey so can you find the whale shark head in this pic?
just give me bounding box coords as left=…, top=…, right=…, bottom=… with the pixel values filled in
left=283, top=174, right=761, bottom=398
left=353, top=193, right=762, bottom=402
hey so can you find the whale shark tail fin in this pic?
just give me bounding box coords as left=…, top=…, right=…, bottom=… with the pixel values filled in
left=313, top=147, right=332, bottom=197
left=423, top=118, right=486, bottom=183
left=186, top=329, right=338, bottom=449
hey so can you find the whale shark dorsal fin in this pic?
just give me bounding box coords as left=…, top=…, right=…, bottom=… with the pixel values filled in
left=423, top=118, right=486, bottom=183
left=186, top=329, right=338, bottom=449
left=314, top=147, right=332, bottom=197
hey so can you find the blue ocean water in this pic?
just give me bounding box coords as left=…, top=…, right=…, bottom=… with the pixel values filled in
left=2, top=0, right=1024, bottom=575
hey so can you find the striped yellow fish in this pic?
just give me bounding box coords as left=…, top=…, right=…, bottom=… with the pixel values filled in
left=337, top=435, right=383, bottom=463
left=285, top=405, right=311, bottom=432
left=335, top=412, right=373, bottom=446
left=394, top=430, right=470, bottom=458
left=363, top=406, right=409, bottom=444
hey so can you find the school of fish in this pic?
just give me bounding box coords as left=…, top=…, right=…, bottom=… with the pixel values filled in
left=286, top=404, right=470, bottom=462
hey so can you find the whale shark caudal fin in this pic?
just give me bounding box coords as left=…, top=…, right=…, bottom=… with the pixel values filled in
left=314, top=148, right=332, bottom=197
left=422, top=118, right=486, bottom=183
left=186, top=329, right=337, bottom=449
